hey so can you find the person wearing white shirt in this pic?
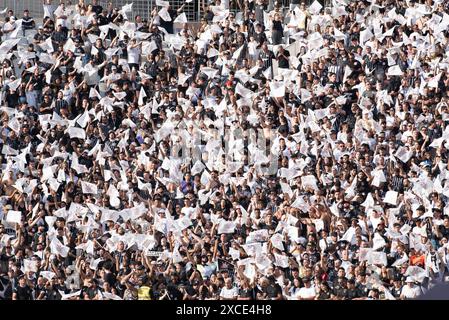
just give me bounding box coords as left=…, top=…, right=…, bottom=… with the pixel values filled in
left=127, top=38, right=142, bottom=70
left=400, top=277, right=422, bottom=299
left=54, top=3, right=69, bottom=29
left=2, top=17, right=16, bottom=41
left=295, top=277, right=316, bottom=300
left=220, top=278, right=238, bottom=300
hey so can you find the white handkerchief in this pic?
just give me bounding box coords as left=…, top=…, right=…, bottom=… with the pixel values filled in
left=217, top=220, right=236, bottom=234
left=113, top=91, right=127, bottom=100
left=270, top=233, right=284, bottom=251
left=6, top=210, right=22, bottom=224
left=274, top=253, right=289, bottom=268
left=301, top=175, right=318, bottom=190
left=103, top=292, right=123, bottom=300
left=427, top=72, right=442, bottom=88
left=280, top=182, right=293, bottom=198
left=333, top=28, right=346, bottom=40
left=81, top=181, right=98, bottom=194
left=40, top=271, right=56, bottom=281
left=229, top=247, right=240, bottom=260
left=367, top=251, right=388, bottom=266
left=360, top=28, right=373, bottom=44
left=174, top=12, right=187, bottom=23
left=269, top=81, right=285, bottom=98
left=373, top=232, right=387, bottom=250
left=395, top=146, right=412, bottom=163
left=235, top=83, right=254, bottom=97
left=207, top=47, right=219, bottom=58
left=341, top=227, right=356, bottom=243
left=76, top=111, right=90, bottom=128
left=7, top=78, right=21, bottom=91
left=387, top=65, right=403, bottom=76
left=201, top=67, right=219, bottom=79
left=67, top=127, right=86, bottom=140
left=121, top=3, right=133, bottom=13
left=191, top=160, right=206, bottom=176
left=309, top=0, right=323, bottom=14
left=63, top=38, right=76, bottom=53
left=384, top=190, right=398, bottom=206
left=158, top=7, right=172, bottom=21
left=156, top=0, right=170, bottom=6
left=50, top=237, right=69, bottom=257
left=23, top=259, right=38, bottom=273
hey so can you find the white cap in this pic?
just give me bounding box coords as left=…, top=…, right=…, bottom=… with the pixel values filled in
left=405, top=276, right=414, bottom=283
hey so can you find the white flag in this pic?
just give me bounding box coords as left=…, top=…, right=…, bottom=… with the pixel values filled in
left=6, top=210, right=22, bottom=224
left=218, top=220, right=236, bottom=234
left=67, top=127, right=86, bottom=140
left=384, top=190, right=398, bottom=206
left=174, top=12, right=187, bottom=24
left=81, top=181, right=98, bottom=194
left=158, top=7, right=172, bottom=21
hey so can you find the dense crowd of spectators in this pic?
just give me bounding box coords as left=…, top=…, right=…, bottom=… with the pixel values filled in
left=0, top=0, right=449, bottom=300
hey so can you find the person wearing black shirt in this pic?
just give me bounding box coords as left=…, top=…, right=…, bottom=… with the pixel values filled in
left=244, top=11, right=257, bottom=37
left=253, top=23, right=268, bottom=46
left=164, top=284, right=182, bottom=300
left=256, top=276, right=282, bottom=300
left=22, top=10, right=35, bottom=32
left=52, top=24, right=68, bottom=46
left=316, top=282, right=332, bottom=300
left=215, top=234, right=230, bottom=257
left=33, top=26, right=46, bottom=48
left=97, top=9, right=110, bottom=26
left=106, top=7, right=122, bottom=38
left=390, top=278, right=403, bottom=298
left=259, top=213, right=276, bottom=232
left=437, top=216, right=449, bottom=240
left=271, top=13, right=284, bottom=45
left=345, top=279, right=360, bottom=300
left=332, top=277, right=347, bottom=299
left=82, top=279, right=100, bottom=300
left=159, top=4, right=186, bottom=34
left=265, top=280, right=283, bottom=300
left=276, top=46, right=290, bottom=69
left=33, top=276, right=47, bottom=300
left=254, top=0, right=266, bottom=25
left=238, top=278, right=255, bottom=300
left=12, top=276, right=33, bottom=300
left=355, top=273, right=369, bottom=298
left=92, top=0, right=103, bottom=16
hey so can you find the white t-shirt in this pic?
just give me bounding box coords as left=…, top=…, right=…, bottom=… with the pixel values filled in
left=220, top=286, right=238, bottom=299
left=44, top=4, right=55, bottom=18
left=128, top=46, right=141, bottom=65
left=221, top=0, right=230, bottom=9
left=401, top=285, right=421, bottom=299
left=296, top=286, right=316, bottom=299
left=2, top=22, right=15, bottom=40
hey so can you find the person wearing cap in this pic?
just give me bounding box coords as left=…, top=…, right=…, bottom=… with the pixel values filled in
left=33, top=25, right=47, bottom=47
left=400, top=277, right=422, bottom=299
